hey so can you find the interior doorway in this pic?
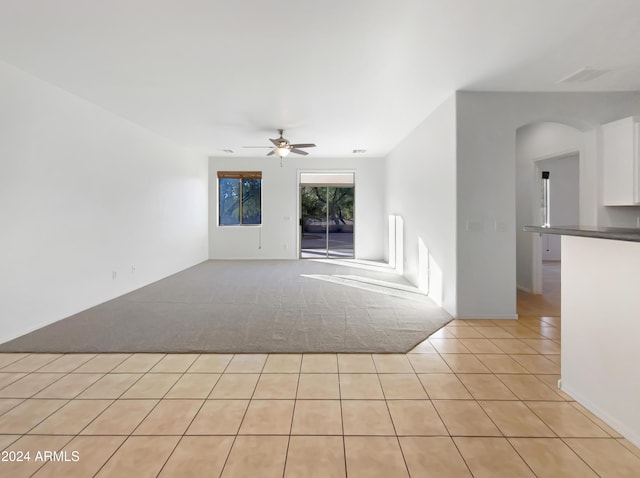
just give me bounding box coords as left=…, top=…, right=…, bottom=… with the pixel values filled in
left=299, top=172, right=355, bottom=259
left=532, top=154, right=579, bottom=294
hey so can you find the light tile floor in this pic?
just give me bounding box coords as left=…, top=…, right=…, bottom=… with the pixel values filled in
left=1, top=317, right=639, bottom=477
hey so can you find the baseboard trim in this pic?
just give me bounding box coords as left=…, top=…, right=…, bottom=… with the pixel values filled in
left=561, top=381, right=640, bottom=448
left=516, top=285, right=532, bottom=293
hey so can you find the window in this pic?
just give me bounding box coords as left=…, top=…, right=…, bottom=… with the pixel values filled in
left=218, top=171, right=262, bottom=225
left=541, top=171, right=550, bottom=227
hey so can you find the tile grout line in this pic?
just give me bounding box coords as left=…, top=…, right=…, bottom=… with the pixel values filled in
left=559, top=435, right=620, bottom=478
left=0, top=373, right=31, bottom=393
left=216, top=354, right=264, bottom=478
left=280, top=354, right=304, bottom=478
left=206, top=355, right=238, bottom=476
left=73, top=354, right=132, bottom=375
left=337, top=353, right=348, bottom=478
left=0, top=354, right=33, bottom=371
left=0, top=368, right=74, bottom=399
left=503, top=436, right=548, bottom=477
left=0, top=353, right=62, bottom=374
left=34, top=372, right=109, bottom=401
left=0, top=397, right=28, bottom=419
left=35, top=353, right=98, bottom=374
left=371, top=354, right=412, bottom=477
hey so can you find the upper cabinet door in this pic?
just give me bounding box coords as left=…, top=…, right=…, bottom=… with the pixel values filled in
left=602, top=116, right=640, bottom=206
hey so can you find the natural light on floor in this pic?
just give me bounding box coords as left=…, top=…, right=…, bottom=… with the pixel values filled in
left=300, top=274, right=431, bottom=302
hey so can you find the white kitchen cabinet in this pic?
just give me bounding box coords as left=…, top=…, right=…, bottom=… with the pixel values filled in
left=602, top=116, right=640, bottom=205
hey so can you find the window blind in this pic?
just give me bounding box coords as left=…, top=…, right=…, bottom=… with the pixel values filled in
left=217, top=171, right=262, bottom=179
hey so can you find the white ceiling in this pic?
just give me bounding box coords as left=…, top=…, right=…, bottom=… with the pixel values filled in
left=1, top=0, right=639, bottom=157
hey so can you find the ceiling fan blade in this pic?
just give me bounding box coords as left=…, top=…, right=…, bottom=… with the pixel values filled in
left=269, top=138, right=280, bottom=147
left=266, top=150, right=275, bottom=156
left=243, top=146, right=272, bottom=148
left=289, top=143, right=316, bottom=148
left=290, top=148, right=309, bottom=155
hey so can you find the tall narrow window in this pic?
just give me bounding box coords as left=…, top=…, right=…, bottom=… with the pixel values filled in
left=541, top=171, right=550, bottom=227
left=218, top=171, right=262, bottom=225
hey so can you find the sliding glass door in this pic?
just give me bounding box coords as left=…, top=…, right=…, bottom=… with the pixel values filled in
left=300, top=182, right=354, bottom=258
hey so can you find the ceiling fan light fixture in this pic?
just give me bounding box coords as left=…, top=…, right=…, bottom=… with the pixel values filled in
left=275, top=146, right=290, bottom=157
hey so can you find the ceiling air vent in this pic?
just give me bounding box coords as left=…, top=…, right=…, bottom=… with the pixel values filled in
left=352, top=149, right=366, bottom=154
left=558, top=67, right=609, bottom=83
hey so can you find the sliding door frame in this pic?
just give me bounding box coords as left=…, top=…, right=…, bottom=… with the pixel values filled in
left=297, top=170, right=356, bottom=259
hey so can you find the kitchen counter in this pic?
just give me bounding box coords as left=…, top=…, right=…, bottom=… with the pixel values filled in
left=523, top=225, right=640, bottom=242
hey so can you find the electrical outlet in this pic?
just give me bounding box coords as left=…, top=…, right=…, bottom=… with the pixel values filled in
left=112, top=271, right=117, bottom=280
left=466, top=220, right=483, bottom=232
left=131, top=266, right=136, bottom=273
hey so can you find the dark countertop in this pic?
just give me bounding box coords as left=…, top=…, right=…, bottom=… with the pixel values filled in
left=524, top=225, right=640, bottom=243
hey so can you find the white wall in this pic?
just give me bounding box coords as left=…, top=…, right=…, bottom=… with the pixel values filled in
left=208, top=156, right=385, bottom=260
left=561, top=235, right=640, bottom=447
left=385, top=95, right=457, bottom=315
left=0, top=61, right=209, bottom=343
left=456, top=91, right=640, bottom=318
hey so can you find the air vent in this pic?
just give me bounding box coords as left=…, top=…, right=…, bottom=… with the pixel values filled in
left=352, top=149, right=367, bottom=154
left=558, top=67, right=609, bottom=83
left=221, top=149, right=234, bottom=153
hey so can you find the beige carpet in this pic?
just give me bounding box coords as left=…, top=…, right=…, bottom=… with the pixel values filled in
left=0, top=260, right=451, bottom=353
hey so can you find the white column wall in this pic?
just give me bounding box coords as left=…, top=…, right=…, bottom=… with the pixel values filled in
left=561, top=235, right=640, bottom=447
left=384, top=95, right=457, bottom=315
left=0, top=61, right=209, bottom=343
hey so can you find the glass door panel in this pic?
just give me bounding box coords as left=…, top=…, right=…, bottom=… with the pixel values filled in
left=327, top=186, right=354, bottom=258
left=300, top=186, right=328, bottom=258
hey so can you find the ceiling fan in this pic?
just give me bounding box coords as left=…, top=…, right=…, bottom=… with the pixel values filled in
left=244, top=129, right=316, bottom=158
